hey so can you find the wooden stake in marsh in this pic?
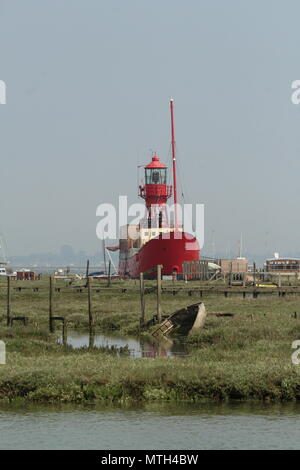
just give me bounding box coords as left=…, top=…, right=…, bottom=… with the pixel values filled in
left=49, top=275, right=54, bottom=333
left=62, top=319, right=67, bottom=346
left=139, top=272, right=145, bottom=327
left=6, top=275, right=11, bottom=327
left=89, top=331, right=95, bottom=348
left=87, top=276, right=94, bottom=335
left=107, top=260, right=111, bottom=288
left=157, top=264, right=162, bottom=323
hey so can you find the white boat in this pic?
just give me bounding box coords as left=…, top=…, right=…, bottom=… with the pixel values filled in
left=0, top=267, right=7, bottom=277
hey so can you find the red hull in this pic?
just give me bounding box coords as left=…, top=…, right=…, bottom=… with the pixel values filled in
left=119, top=231, right=200, bottom=278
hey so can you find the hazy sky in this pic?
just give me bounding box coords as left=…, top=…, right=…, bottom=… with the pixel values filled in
left=1, top=0, right=300, bottom=258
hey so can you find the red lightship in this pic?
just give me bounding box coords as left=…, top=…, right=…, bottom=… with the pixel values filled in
left=118, top=100, right=200, bottom=278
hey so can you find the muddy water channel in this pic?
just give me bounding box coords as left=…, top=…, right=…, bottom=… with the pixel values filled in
left=58, top=330, right=189, bottom=358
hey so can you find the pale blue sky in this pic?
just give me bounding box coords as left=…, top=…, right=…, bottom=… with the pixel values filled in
left=1, top=0, right=300, bottom=258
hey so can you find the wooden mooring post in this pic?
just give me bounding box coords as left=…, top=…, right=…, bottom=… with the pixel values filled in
left=157, top=265, right=162, bottom=323
left=107, top=261, right=111, bottom=288
left=87, top=276, right=94, bottom=335
left=89, top=331, right=95, bottom=348
left=252, top=263, right=258, bottom=298
left=139, top=272, right=145, bottom=326
left=6, top=275, right=11, bottom=327
left=62, top=319, right=67, bottom=346
left=51, top=316, right=67, bottom=345
left=49, top=275, right=54, bottom=333
left=253, top=262, right=256, bottom=286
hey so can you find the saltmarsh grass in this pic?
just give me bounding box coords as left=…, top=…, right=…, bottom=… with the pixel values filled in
left=0, top=277, right=300, bottom=403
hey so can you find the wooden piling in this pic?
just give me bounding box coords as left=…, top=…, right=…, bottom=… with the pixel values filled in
left=253, top=262, right=256, bottom=286
left=85, top=259, right=90, bottom=278
left=89, top=331, right=95, bottom=348
left=49, top=276, right=54, bottom=333
left=157, top=265, right=162, bottom=323
left=139, top=272, right=145, bottom=326
left=62, top=319, right=67, bottom=346
left=6, top=276, right=11, bottom=327
left=51, top=316, right=67, bottom=344
left=107, top=261, right=111, bottom=287
left=87, top=276, right=94, bottom=334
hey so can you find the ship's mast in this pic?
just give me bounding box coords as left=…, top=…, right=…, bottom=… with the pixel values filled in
left=170, top=99, right=178, bottom=229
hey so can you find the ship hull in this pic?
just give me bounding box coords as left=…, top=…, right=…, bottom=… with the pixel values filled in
left=119, top=231, right=200, bottom=278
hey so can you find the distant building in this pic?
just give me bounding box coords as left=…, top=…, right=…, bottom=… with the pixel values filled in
left=266, top=258, right=300, bottom=274
left=183, top=257, right=248, bottom=280
left=16, top=270, right=37, bottom=281
left=220, top=258, right=248, bottom=274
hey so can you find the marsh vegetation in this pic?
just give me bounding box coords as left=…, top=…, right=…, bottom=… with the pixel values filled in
left=0, top=277, right=300, bottom=403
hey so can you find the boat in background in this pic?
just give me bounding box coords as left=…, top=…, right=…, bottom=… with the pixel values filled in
left=0, top=266, right=7, bottom=277
left=118, top=100, right=200, bottom=278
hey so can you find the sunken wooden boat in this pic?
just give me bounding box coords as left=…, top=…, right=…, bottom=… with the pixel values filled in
left=152, top=302, right=206, bottom=338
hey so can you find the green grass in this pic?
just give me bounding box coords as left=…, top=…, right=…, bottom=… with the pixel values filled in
left=1, top=277, right=300, bottom=403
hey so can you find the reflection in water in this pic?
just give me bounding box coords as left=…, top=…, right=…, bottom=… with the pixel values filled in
left=89, top=332, right=95, bottom=349
left=142, top=336, right=173, bottom=358
left=62, top=321, right=68, bottom=347
left=58, top=331, right=189, bottom=358
left=141, top=336, right=189, bottom=358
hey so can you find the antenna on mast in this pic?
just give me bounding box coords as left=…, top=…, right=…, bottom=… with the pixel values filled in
left=211, top=230, right=216, bottom=260
left=0, top=234, right=8, bottom=264
left=238, top=232, right=243, bottom=258
left=170, top=99, right=178, bottom=229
